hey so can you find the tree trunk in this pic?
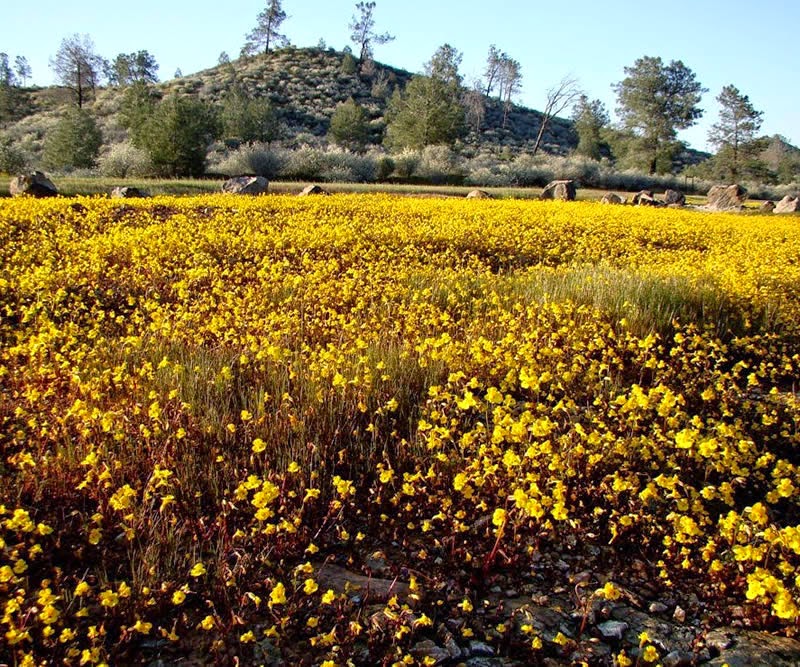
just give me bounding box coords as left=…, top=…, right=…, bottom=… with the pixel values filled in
left=532, top=117, right=548, bottom=156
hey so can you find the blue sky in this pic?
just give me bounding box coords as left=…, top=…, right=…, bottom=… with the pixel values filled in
left=3, top=0, right=798, bottom=151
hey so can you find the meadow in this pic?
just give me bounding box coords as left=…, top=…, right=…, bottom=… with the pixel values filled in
left=1, top=194, right=799, bottom=665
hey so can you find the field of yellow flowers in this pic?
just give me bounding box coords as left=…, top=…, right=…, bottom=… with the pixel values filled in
left=2, top=193, right=800, bottom=665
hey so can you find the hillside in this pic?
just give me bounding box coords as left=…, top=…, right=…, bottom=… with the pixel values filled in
left=2, top=46, right=714, bottom=181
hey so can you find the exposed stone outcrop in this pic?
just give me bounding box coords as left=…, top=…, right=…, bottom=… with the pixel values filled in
left=299, top=184, right=330, bottom=196
left=466, top=189, right=492, bottom=199
left=600, top=192, right=625, bottom=205
left=705, top=184, right=747, bottom=211
left=221, top=175, right=269, bottom=195
left=632, top=190, right=662, bottom=207
left=774, top=195, right=800, bottom=214
left=110, top=186, right=149, bottom=199
left=663, top=189, right=686, bottom=206
left=540, top=180, right=576, bottom=201
left=9, top=171, right=58, bottom=198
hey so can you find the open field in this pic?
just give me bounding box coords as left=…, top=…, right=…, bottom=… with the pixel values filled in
left=2, top=194, right=800, bottom=665
left=0, top=175, right=721, bottom=205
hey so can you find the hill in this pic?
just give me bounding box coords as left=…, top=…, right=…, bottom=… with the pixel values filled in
left=2, top=46, right=713, bottom=183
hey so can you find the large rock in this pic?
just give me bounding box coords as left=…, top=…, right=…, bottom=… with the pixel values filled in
left=299, top=184, right=330, bottom=196
left=601, top=192, right=625, bottom=205
left=9, top=171, right=58, bottom=198
left=540, top=179, right=576, bottom=201
left=774, top=195, right=800, bottom=214
left=110, top=186, right=148, bottom=199
left=706, top=184, right=747, bottom=211
left=221, top=175, right=269, bottom=195
left=466, top=189, right=492, bottom=199
left=703, top=628, right=800, bottom=666
left=760, top=201, right=776, bottom=213
left=663, top=189, right=686, bottom=206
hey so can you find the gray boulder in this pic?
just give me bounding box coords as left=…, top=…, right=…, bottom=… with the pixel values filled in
left=9, top=171, right=58, bottom=198
left=774, top=195, right=800, bottom=214
left=601, top=192, right=625, bottom=205
left=663, top=189, right=686, bottom=206
left=221, top=175, right=269, bottom=195
left=632, top=190, right=661, bottom=207
left=759, top=201, right=776, bottom=213
left=466, top=189, right=492, bottom=199
left=706, top=184, right=747, bottom=211
left=540, top=179, right=576, bottom=201
left=110, top=186, right=149, bottom=199
left=299, top=184, right=330, bottom=196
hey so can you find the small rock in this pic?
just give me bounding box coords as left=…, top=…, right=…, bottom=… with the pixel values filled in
left=673, top=605, right=686, bottom=623
left=759, top=200, right=776, bottom=213
left=505, top=589, right=519, bottom=598
left=411, top=639, right=449, bottom=666
left=468, top=640, right=495, bottom=657
left=466, top=189, right=492, bottom=199
left=662, top=650, right=693, bottom=667
left=648, top=602, right=669, bottom=614
left=597, top=620, right=628, bottom=640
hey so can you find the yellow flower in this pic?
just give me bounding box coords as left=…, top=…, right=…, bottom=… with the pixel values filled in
left=642, top=645, right=658, bottom=662
left=199, top=615, right=216, bottom=630
left=132, top=619, right=153, bottom=634
left=75, top=580, right=91, bottom=596
left=303, top=578, right=319, bottom=595
left=190, top=562, right=207, bottom=577
left=252, top=438, right=267, bottom=453
left=321, top=589, right=337, bottom=604
left=596, top=581, right=622, bottom=601
left=269, top=582, right=287, bottom=606
left=172, top=590, right=186, bottom=605
left=99, top=590, right=119, bottom=608
left=240, top=630, right=255, bottom=643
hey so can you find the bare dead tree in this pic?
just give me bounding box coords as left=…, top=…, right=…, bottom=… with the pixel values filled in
left=532, top=75, right=582, bottom=155
left=463, top=79, right=485, bottom=133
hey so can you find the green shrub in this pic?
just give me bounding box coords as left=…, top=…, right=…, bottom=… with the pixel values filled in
left=42, top=108, right=103, bottom=171
left=97, top=141, right=153, bottom=178
left=0, top=133, right=26, bottom=174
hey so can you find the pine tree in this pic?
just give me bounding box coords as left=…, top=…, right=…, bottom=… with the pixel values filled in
left=244, top=0, right=289, bottom=55
left=708, top=85, right=764, bottom=181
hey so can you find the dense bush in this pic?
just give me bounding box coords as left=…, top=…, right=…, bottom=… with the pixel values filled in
left=97, top=141, right=153, bottom=178
left=42, top=108, right=103, bottom=171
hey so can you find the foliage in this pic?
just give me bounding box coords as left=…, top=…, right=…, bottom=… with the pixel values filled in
left=49, top=33, right=106, bottom=108
left=385, top=45, right=465, bottom=151
left=118, top=81, right=161, bottom=146
left=14, top=55, right=32, bottom=86
left=0, top=132, right=26, bottom=173
left=97, top=141, right=154, bottom=177
left=349, top=1, right=394, bottom=63
left=138, top=95, right=220, bottom=177
left=708, top=84, right=764, bottom=182
left=42, top=107, right=103, bottom=170
left=572, top=94, right=609, bottom=160
left=243, top=0, right=289, bottom=55
left=614, top=56, right=706, bottom=174
left=328, top=98, right=370, bottom=150
left=2, top=195, right=800, bottom=666
left=105, top=50, right=159, bottom=86
left=220, top=85, right=281, bottom=144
